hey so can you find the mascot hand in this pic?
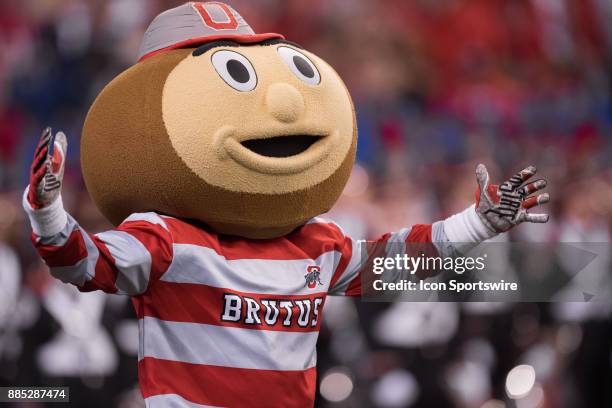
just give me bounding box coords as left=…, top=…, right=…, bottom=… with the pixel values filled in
left=475, top=164, right=549, bottom=233
left=27, top=127, right=67, bottom=209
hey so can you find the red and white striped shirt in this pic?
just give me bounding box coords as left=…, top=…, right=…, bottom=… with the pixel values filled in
left=32, top=211, right=435, bottom=407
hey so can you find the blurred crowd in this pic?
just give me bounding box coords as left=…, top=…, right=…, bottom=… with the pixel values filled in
left=1, top=0, right=611, bottom=407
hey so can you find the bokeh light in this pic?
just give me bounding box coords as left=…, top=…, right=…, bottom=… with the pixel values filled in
left=320, top=367, right=354, bottom=403
left=505, top=364, right=536, bottom=399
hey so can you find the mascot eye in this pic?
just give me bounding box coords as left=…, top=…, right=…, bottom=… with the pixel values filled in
left=277, top=46, right=320, bottom=85
left=211, top=50, right=257, bottom=92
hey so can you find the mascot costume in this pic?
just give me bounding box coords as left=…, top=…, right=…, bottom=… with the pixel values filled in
left=24, top=2, right=550, bottom=407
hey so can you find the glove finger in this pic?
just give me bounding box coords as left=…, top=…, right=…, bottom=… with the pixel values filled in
left=476, top=163, right=490, bottom=192
left=506, top=165, right=537, bottom=188
left=33, top=128, right=52, bottom=160
left=35, top=127, right=52, bottom=150
left=31, top=145, right=49, bottom=173
left=31, top=156, right=49, bottom=178
left=31, top=161, right=48, bottom=185
left=50, top=132, right=67, bottom=174
left=522, top=193, right=550, bottom=209
left=523, top=212, right=549, bottom=223
left=517, top=179, right=547, bottom=198
left=31, top=127, right=53, bottom=171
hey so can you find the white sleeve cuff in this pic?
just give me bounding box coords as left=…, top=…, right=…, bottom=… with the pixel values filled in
left=443, top=204, right=497, bottom=253
left=22, top=186, right=68, bottom=237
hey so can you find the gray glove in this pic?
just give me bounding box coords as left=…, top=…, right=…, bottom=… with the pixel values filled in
left=475, top=164, right=550, bottom=233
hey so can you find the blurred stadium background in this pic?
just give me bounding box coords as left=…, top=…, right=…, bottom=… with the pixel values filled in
left=1, top=0, right=612, bottom=407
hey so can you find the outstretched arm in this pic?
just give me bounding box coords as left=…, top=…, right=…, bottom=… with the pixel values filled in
left=23, top=128, right=173, bottom=295
left=329, top=164, right=550, bottom=296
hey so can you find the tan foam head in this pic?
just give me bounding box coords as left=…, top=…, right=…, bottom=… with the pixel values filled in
left=81, top=42, right=356, bottom=238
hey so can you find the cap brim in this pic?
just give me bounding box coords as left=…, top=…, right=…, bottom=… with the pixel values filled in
left=138, top=32, right=284, bottom=62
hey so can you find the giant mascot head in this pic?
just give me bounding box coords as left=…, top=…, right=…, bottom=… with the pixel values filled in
left=81, top=2, right=356, bottom=238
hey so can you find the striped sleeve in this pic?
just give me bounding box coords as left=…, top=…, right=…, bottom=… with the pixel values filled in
left=328, top=221, right=450, bottom=297
left=31, top=211, right=173, bottom=296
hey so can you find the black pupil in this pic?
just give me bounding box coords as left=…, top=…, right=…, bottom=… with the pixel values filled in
left=226, top=59, right=249, bottom=83
left=293, top=55, right=314, bottom=78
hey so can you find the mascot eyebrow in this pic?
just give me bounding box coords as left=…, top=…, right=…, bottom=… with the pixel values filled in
left=192, top=38, right=303, bottom=57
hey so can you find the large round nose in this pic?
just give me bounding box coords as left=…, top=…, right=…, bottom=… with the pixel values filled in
left=265, top=83, right=305, bottom=123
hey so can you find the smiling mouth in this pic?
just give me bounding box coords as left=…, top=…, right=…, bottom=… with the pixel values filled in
left=240, top=135, right=323, bottom=158
left=217, top=128, right=337, bottom=175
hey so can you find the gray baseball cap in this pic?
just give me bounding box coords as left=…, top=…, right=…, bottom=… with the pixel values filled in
left=138, top=2, right=283, bottom=61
